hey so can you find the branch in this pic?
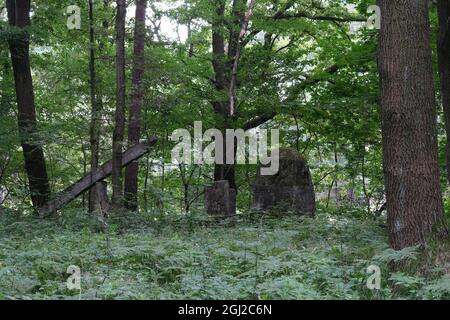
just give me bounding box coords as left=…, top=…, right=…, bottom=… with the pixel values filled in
left=242, top=64, right=339, bottom=130
left=243, top=112, right=278, bottom=130
left=188, top=189, right=205, bottom=207
left=288, top=64, right=338, bottom=95
left=243, top=1, right=365, bottom=47
left=242, top=1, right=295, bottom=47
left=229, top=0, right=257, bottom=116
left=180, top=59, right=216, bottom=85
left=275, top=36, right=299, bottom=53
left=272, top=12, right=366, bottom=22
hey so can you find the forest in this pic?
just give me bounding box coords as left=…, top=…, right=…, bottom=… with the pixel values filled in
left=0, top=0, right=449, bottom=301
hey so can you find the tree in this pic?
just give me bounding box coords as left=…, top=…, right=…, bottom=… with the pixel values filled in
left=437, top=0, right=450, bottom=186
left=210, top=0, right=234, bottom=189
left=125, top=0, right=148, bottom=210
left=205, top=0, right=351, bottom=194
left=112, top=0, right=126, bottom=207
left=88, top=0, right=103, bottom=213
left=377, top=0, right=448, bottom=249
left=6, top=0, right=50, bottom=211
left=210, top=0, right=256, bottom=191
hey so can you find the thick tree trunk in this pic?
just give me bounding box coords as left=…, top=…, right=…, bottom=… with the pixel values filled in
left=377, top=0, right=448, bottom=249
left=39, top=137, right=157, bottom=217
left=211, top=0, right=234, bottom=189
left=437, top=0, right=450, bottom=186
left=6, top=0, right=50, bottom=210
left=210, top=0, right=256, bottom=193
left=124, top=0, right=147, bottom=211
left=88, top=0, right=103, bottom=213
left=112, top=0, right=126, bottom=207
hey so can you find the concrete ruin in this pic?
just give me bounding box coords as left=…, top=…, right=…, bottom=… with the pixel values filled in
left=252, top=148, right=316, bottom=216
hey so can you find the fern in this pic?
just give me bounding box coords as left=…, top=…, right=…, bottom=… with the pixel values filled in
left=0, top=208, right=447, bottom=300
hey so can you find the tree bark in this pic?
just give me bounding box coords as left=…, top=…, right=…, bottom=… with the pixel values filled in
left=211, top=0, right=236, bottom=190
left=39, top=137, right=157, bottom=217
left=210, top=0, right=254, bottom=191
left=112, top=0, right=126, bottom=207
left=228, top=0, right=256, bottom=117
left=377, top=0, right=448, bottom=250
left=6, top=0, right=50, bottom=210
left=88, top=0, right=103, bottom=213
left=437, top=0, right=450, bottom=186
left=124, top=0, right=147, bottom=211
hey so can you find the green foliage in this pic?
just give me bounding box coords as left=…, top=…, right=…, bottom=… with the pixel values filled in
left=1, top=0, right=449, bottom=301
left=373, top=246, right=420, bottom=264
left=0, top=208, right=445, bottom=300
left=0, top=0, right=386, bottom=214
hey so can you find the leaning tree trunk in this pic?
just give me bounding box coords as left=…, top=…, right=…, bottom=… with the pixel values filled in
left=437, top=0, right=450, bottom=186
left=112, top=0, right=126, bottom=207
left=40, top=137, right=157, bottom=216
left=377, top=0, right=448, bottom=250
left=6, top=0, right=50, bottom=210
left=124, top=0, right=147, bottom=211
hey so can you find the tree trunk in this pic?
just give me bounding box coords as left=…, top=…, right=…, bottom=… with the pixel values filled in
left=377, top=0, right=448, bottom=250
left=124, top=0, right=147, bottom=211
left=437, top=0, right=450, bottom=186
left=211, top=0, right=237, bottom=191
left=210, top=0, right=256, bottom=192
left=228, top=0, right=256, bottom=117
left=39, top=137, right=157, bottom=216
left=88, top=0, right=103, bottom=213
left=6, top=0, right=50, bottom=210
left=112, top=0, right=126, bottom=207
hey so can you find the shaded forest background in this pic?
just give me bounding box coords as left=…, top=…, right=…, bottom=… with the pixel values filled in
left=0, top=0, right=385, bottom=216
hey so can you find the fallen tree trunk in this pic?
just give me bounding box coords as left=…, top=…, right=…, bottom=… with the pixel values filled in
left=39, top=137, right=158, bottom=216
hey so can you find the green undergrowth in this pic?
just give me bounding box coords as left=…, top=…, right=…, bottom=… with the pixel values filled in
left=0, top=207, right=449, bottom=300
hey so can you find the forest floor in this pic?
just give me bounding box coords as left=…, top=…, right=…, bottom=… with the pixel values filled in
left=0, top=207, right=449, bottom=300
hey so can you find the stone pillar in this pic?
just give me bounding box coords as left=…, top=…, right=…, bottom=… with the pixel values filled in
left=205, top=180, right=236, bottom=216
